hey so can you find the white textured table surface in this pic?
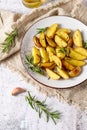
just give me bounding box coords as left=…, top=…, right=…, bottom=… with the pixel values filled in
left=0, top=0, right=87, bottom=130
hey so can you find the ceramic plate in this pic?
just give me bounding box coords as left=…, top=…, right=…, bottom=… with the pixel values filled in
left=20, top=16, right=87, bottom=88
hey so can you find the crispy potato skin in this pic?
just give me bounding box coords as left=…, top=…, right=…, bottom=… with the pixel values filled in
left=33, top=36, right=42, bottom=48
left=62, top=60, right=75, bottom=71
left=67, top=37, right=73, bottom=47
left=69, top=67, right=81, bottom=77
left=40, top=62, right=54, bottom=68
left=41, top=62, right=56, bottom=70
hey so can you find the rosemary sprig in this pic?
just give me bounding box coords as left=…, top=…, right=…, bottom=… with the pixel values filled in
left=83, top=40, right=87, bottom=49
left=25, top=54, right=44, bottom=75
left=59, top=47, right=70, bottom=56
left=36, top=27, right=47, bottom=34
left=0, top=13, right=3, bottom=24
left=1, top=28, right=18, bottom=53
left=25, top=91, right=61, bottom=124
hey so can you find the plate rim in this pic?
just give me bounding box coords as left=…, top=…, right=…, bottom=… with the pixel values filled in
left=20, top=15, right=87, bottom=89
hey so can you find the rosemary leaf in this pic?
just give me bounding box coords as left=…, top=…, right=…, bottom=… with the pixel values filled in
left=83, top=40, right=87, bottom=49
left=59, top=47, right=69, bottom=56
left=0, top=13, right=3, bottom=24
left=25, top=54, right=44, bottom=75
left=36, top=27, right=47, bottom=34
left=26, top=91, right=61, bottom=124
left=1, top=28, right=18, bottom=53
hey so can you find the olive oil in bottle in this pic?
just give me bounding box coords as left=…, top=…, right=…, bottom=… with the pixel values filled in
left=22, top=0, right=46, bottom=8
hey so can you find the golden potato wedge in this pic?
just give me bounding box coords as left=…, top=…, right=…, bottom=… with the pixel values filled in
left=62, top=60, right=75, bottom=71
left=56, top=30, right=69, bottom=42
left=46, top=46, right=56, bottom=54
left=57, top=67, right=69, bottom=79
left=33, top=54, right=40, bottom=64
left=48, top=52, right=54, bottom=62
left=46, top=23, right=58, bottom=38
left=74, top=47, right=87, bottom=57
left=46, top=68, right=60, bottom=80
left=40, top=47, right=49, bottom=62
left=41, top=62, right=56, bottom=70
left=32, top=46, right=40, bottom=64
left=39, top=32, right=46, bottom=47
left=51, top=55, right=62, bottom=69
left=33, top=36, right=42, bottom=48
left=32, top=46, right=40, bottom=56
left=48, top=63, right=56, bottom=70
left=67, top=37, right=73, bottom=47
left=65, top=57, right=86, bottom=66
left=46, top=46, right=56, bottom=62
left=54, top=35, right=67, bottom=47
left=73, top=29, right=83, bottom=47
left=46, top=36, right=56, bottom=47
left=57, top=28, right=71, bottom=34
left=56, top=47, right=65, bottom=59
left=40, top=62, right=54, bottom=68
left=69, top=48, right=86, bottom=60
left=69, top=66, right=81, bottom=77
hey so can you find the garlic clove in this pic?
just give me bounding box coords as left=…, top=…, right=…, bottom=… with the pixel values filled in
left=12, top=87, right=26, bottom=96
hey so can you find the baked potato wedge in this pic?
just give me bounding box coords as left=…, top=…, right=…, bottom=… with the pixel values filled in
left=40, top=47, right=49, bottom=62
left=74, top=47, right=87, bottom=57
left=32, top=46, right=40, bottom=64
left=46, top=23, right=58, bottom=38
left=56, top=47, right=65, bottom=59
left=46, top=68, right=60, bottom=80
left=57, top=67, right=69, bottom=79
left=57, top=28, right=71, bottom=34
left=48, top=63, right=56, bottom=70
left=65, top=57, right=86, bottom=66
left=46, top=46, right=56, bottom=54
left=39, top=32, right=46, bottom=47
left=69, top=48, right=86, bottom=60
left=69, top=66, right=81, bottom=77
left=32, top=46, right=40, bottom=56
left=54, top=35, right=67, bottom=47
left=62, top=60, right=75, bottom=71
left=46, top=36, right=56, bottom=47
left=73, top=29, right=83, bottom=47
left=46, top=46, right=56, bottom=62
left=33, top=54, right=40, bottom=64
left=56, top=30, right=69, bottom=41
left=33, top=36, right=42, bottom=48
left=51, top=55, right=62, bottom=69
left=67, top=37, right=73, bottom=47
left=40, top=62, right=54, bottom=68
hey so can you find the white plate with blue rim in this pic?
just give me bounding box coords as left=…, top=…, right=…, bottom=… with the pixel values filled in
left=20, top=16, right=87, bottom=89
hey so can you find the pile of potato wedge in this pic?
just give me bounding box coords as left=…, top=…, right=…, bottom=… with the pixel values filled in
left=31, top=23, right=87, bottom=80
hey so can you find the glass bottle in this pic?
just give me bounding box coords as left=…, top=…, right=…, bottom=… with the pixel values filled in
left=22, top=0, right=47, bottom=8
